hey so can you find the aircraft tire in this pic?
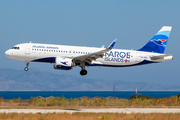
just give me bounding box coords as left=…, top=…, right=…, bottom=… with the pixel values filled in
left=80, top=69, right=87, bottom=76
left=24, top=67, right=28, bottom=71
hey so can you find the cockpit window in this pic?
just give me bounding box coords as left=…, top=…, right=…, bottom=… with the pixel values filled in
left=12, top=47, right=20, bottom=50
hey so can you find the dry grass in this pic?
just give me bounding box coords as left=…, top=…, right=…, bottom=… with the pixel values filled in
left=0, top=113, right=180, bottom=120
left=1, top=96, right=180, bottom=109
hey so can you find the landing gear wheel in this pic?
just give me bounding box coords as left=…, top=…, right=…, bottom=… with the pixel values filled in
left=80, top=69, right=87, bottom=76
left=24, top=67, right=28, bottom=71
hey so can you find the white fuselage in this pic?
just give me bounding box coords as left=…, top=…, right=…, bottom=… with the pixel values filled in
left=4, top=26, right=173, bottom=76
left=5, top=43, right=172, bottom=67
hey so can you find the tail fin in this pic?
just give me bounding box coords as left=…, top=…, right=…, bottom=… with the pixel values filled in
left=138, top=26, right=172, bottom=54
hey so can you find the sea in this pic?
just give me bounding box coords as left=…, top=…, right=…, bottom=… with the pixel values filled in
left=0, top=91, right=179, bottom=100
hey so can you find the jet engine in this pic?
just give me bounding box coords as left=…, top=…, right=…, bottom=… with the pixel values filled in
left=53, top=57, right=76, bottom=70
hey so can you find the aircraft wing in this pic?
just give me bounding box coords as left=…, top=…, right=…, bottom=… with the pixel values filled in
left=73, top=39, right=117, bottom=64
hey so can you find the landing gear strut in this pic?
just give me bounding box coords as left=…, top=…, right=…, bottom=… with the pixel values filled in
left=24, top=62, right=29, bottom=71
left=79, top=62, right=87, bottom=76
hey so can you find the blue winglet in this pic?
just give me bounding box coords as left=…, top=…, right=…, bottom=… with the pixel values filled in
left=108, top=38, right=117, bottom=49
left=101, top=45, right=105, bottom=48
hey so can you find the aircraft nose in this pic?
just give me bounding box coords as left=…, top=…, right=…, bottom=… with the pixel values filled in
left=5, top=50, right=11, bottom=57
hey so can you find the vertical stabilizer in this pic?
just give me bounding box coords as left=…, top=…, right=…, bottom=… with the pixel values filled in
left=138, top=26, right=172, bottom=54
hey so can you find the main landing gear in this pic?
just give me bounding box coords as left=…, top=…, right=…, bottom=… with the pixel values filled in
left=79, top=62, right=87, bottom=76
left=80, top=69, right=87, bottom=76
left=24, top=62, right=29, bottom=71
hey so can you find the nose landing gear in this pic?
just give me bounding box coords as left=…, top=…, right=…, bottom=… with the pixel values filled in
left=24, top=62, right=29, bottom=71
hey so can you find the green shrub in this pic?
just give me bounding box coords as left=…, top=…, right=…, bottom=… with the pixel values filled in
left=177, top=93, right=180, bottom=98
left=129, top=94, right=154, bottom=100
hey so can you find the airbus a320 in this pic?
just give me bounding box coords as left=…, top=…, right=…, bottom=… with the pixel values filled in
left=5, top=26, right=173, bottom=76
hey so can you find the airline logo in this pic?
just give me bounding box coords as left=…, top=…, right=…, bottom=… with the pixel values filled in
left=105, top=51, right=130, bottom=63
left=124, top=59, right=130, bottom=63
left=151, top=39, right=167, bottom=46
left=61, top=61, right=68, bottom=65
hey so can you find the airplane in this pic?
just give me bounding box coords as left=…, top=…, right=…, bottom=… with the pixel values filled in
left=5, top=26, right=173, bottom=76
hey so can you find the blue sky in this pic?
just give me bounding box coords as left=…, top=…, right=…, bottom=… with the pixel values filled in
left=0, top=0, right=179, bottom=86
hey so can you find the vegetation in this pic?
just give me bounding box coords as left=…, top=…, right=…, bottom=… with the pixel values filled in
left=129, top=94, right=154, bottom=100
left=0, top=113, right=180, bottom=120
left=0, top=95, right=180, bottom=119
left=0, top=94, right=180, bottom=108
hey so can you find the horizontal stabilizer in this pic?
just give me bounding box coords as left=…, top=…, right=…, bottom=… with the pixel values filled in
left=150, top=54, right=173, bottom=61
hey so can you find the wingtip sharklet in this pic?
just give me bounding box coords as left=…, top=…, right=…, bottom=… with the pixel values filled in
left=101, top=45, right=105, bottom=48
left=108, top=38, right=117, bottom=49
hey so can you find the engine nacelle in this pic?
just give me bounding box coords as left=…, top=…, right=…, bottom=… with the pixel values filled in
left=53, top=57, right=76, bottom=70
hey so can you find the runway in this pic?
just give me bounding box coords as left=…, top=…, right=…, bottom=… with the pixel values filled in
left=0, top=108, right=180, bottom=114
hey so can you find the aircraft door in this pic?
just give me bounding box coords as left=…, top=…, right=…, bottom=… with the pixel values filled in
left=25, top=45, right=31, bottom=55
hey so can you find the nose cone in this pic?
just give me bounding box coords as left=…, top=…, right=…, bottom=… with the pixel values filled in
left=5, top=50, right=11, bottom=57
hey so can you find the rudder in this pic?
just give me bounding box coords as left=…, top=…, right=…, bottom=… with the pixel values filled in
left=138, top=26, right=172, bottom=54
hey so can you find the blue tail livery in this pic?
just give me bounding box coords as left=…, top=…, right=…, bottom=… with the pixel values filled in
left=138, top=26, right=172, bottom=54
